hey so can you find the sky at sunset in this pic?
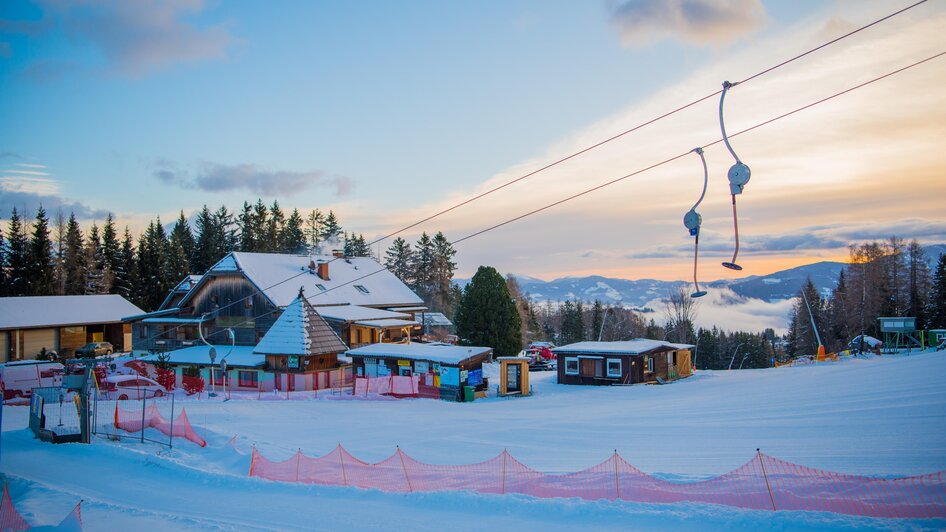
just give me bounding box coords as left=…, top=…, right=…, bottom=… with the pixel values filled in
left=2, top=0, right=945, bottom=282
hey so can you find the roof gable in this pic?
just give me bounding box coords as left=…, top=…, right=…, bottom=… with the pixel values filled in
left=254, top=291, right=348, bottom=356
left=552, top=339, right=694, bottom=355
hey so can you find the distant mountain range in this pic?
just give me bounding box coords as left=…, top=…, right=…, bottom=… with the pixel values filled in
left=457, top=244, right=946, bottom=308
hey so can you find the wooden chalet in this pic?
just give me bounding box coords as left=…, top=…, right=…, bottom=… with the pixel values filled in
left=124, top=252, right=425, bottom=355
left=553, top=340, right=693, bottom=386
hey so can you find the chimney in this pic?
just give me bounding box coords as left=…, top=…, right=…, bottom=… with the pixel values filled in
left=317, top=261, right=330, bottom=280
left=332, top=249, right=344, bottom=258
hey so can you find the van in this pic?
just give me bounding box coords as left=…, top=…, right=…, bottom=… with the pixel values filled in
left=1, top=360, right=65, bottom=399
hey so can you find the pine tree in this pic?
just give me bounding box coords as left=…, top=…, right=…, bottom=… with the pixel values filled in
left=282, top=208, right=306, bottom=254
left=430, top=232, right=457, bottom=314
left=907, top=240, right=929, bottom=328
left=384, top=237, right=414, bottom=284
left=266, top=201, right=286, bottom=252
left=238, top=201, right=255, bottom=252
left=826, top=269, right=850, bottom=351
left=62, top=213, right=86, bottom=295
left=113, top=228, right=136, bottom=300
left=590, top=300, right=604, bottom=342
left=344, top=233, right=371, bottom=257
left=320, top=210, right=341, bottom=245
left=304, top=209, right=323, bottom=253
left=193, top=206, right=232, bottom=273
left=216, top=205, right=238, bottom=253
left=454, top=265, right=522, bottom=355
left=85, top=223, right=110, bottom=294
left=137, top=219, right=172, bottom=310
left=169, top=211, right=195, bottom=270
left=52, top=209, right=66, bottom=295
left=0, top=222, right=6, bottom=296
left=411, top=232, right=435, bottom=304
left=6, top=209, right=29, bottom=295
left=102, top=213, right=121, bottom=274
left=27, top=206, right=55, bottom=295
left=927, top=254, right=946, bottom=329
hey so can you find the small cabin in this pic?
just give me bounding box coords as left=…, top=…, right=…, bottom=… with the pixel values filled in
left=553, top=339, right=693, bottom=386
left=347, top=343, right=492, bottom=401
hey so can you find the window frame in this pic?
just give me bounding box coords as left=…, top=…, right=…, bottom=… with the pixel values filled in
left=238, top=370, right=258, bottom=388
left=606, top=358, right=622, bottom=378
left=564, top=357, right=579, bottom=376
left=647, top=356, right=654, bottom=373
left=354, top=285, right=370, bottom=294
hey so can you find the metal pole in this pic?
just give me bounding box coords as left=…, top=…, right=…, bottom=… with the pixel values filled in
left=140, top=393, right=147, bottom=444
left=728, top=342, right=745, bottom=370
left=169, top=391, right=175, bottom=449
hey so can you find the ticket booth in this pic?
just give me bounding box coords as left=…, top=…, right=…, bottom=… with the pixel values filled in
left=498, top=357, right=530, bottom=397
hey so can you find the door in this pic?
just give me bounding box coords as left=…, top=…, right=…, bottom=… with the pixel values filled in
left=580, top=359, right=596, bottom=377
left=365, top=360, right=378, bottom=377
left=631, top=357, right=644, bottom=383
left=506, top=363, right=521, bottom=393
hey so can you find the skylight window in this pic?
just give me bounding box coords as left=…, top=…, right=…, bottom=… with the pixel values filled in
left=315, top=284, right=327, bottom=291
left=354, top=285, right=370, bottom=294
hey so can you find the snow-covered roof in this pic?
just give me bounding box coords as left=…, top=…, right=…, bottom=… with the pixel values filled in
left=159, top=275, right=203, bottom=310
left=141, top=317, right=204, bottom=324
left=316, top=304, right=410, bottom=322
left=0, top=295, right=144, bottom=331
left=140, top=345, right=265, bottom=368
left=419, top=312, right=453, bottom=327
left=346, top=343, right=492, bottom=365
left=193, top=252, right=423, bottom=309
left=553, top=339, right=694, bottom=355
left=254, top=291, right=348, bottom=356
left=353, top=319, right=419, bottom=328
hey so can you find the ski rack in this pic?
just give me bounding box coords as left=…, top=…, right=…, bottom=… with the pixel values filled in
left=684, top=147, right=708, bottom=298
left=719, top=80, right=751, bottom=271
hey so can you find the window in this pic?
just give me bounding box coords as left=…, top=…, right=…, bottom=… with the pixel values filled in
left=212, top=369, right=226, bottom=386
left=564, top=357, right=579, bottom=375
left=646, top=356, right=654, bottom=373
left=238, top=371, right=258, bottom=388
left=607, top=359, right=622, bottom=378
left=354, top=285, right=370, bottom=294
left=244, top=298, right=253, bottom=309
left=139, top=325, right=148, bottom=339
left=315, top=284, right=327, bottom=291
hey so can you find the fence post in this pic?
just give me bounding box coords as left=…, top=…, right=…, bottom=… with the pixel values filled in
left=295, top=448, right=302, bottom=482
left=501, top=449, right=507, bottom=495
left=168, top=392, right=175, bottom=449
left=338, top=444, right=348, bottom=486
left=757, top=448, right=777, bottom=511
left=140, top=394, right=147, bottom=443
left=613, top=449, right=620, bottom=500
left=397, top=446, right=413, bottom=493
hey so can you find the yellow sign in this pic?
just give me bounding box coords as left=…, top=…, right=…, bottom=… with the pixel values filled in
left=397, top=360, right=411, bottom=366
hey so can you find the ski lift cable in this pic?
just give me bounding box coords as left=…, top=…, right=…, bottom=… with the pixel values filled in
left=361, top=0, right=928, bottom=251
left=199, top=48, right=946, bottom=334
left=132, top=47, right=943, bottom=346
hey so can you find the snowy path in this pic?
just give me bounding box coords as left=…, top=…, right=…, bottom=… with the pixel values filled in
left=2, top=352, right=946, bottom=530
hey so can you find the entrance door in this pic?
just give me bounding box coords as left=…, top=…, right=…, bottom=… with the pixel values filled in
left=506, top=363, right=521, bottom=393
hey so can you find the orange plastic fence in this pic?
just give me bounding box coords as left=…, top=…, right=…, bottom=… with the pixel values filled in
left=0, top=484, right=83, bottom=531
left=248, top=446, right=946, bottom=518
left=114, top=403, right=206, bottom=447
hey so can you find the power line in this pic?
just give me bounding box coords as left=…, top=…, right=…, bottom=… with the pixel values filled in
left=363, top=0, right=930, bottom=250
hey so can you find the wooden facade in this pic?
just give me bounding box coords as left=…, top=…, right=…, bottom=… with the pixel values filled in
left=1, top=322, right=132, bottom=362
left=555, top=342, right=693, bottom=386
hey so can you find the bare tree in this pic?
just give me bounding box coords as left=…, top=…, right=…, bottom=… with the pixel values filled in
left=664, top=285, right=700, bottom=344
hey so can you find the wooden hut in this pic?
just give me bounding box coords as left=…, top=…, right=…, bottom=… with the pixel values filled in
left=497, top=357, right=530, bottom=397
left=553, top=339, right=693, bottom=386
left=253, top=288, right=349, bottom=392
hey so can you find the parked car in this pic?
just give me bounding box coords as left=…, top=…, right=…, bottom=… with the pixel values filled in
left=76, top=342, right=114, bottom=357
left=104, top=375, right=166, bottom=400
left=0, top=360, right=64, bottom=399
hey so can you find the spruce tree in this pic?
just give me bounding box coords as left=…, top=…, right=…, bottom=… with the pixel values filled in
left=52, top=209, right=66, bottom=295
left=266, top=201, right=286, bottom=252
left=0, top=222, right=6, bottom=296
left=320, top=210, right=341, bottom=245
left=927, top=254, right=946, bottom=329
left=102, top=213, right=121, bottom=274
left=384, top=237, right=414, bottom=284
left=62, top=214, right=87, bottom=295
left=590, top=300, right=604, bottom=342
left=27, top=206, right=55, bottom=295
left=411, top=232, right=435, bottom=304
left=215, top=205, right=238, bottom=253
left=454, top=265, right=522, bottom=356
left=192, top=206, right=226, bottom=273
left=238, top=201, right=255, bottom=252
left=169, top=211, right=195, bottom=269
left=305, top=209, right=323, bottom=253
left=282, top=208, right=307, bottom=254
left=430, top=232, right=458, bottom=315
left=112, top=228, right=136, bottom=300
left=85, top=223, right=109, bottom=294
left=907, top=240, right=929, bottom=328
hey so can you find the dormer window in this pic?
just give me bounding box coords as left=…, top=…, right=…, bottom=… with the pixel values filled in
left=354, top=285, right=370, bottom=294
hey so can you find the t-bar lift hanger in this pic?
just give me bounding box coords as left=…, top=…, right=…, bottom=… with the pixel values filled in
left=684, top=147, right=708, bottom=298
left=718, top=80, right=750, bottom=271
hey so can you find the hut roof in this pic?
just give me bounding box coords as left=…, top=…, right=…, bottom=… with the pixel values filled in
left=254, top=290, right=348, bottom=356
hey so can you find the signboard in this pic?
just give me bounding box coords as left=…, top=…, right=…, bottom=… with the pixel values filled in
left=467, top=369, right=483, bottom=386
left=439, top=366, right=460, bottom=386
left=288, top=356, right=300, bottom=369
left=377, top=364, right=392, bottom=377
left=397, top=359, right=411, bottom=367
left=414, top=361, right=429, bottom=374
left=460, top=369, right=469, bottom=383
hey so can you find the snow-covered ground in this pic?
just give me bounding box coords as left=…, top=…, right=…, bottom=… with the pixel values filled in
left=3, top=351, right=946, bottom=530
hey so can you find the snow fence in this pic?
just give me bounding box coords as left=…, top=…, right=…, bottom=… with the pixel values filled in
left=248, top=446, right=946, bottom=518
left=0, top=484, right=82, bottom=531
left=114, top=403, right=206, bottom=447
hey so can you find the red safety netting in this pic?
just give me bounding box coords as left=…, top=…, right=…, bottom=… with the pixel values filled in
left=248, top=447, right=946, bottom=518
left=114, top=403, right=206, bottom=447
left=0, top=484, right=29, bottom=532
left=353, top=376, right=419, bottom=397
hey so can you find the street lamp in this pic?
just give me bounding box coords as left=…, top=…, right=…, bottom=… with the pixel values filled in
left=738, top=353, right=750, bottom=370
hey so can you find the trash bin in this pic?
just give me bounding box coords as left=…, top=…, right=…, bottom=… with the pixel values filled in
left=463, top=386, right=475, bottom=402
